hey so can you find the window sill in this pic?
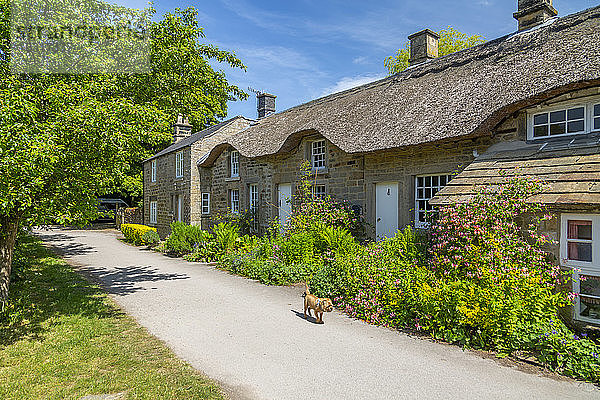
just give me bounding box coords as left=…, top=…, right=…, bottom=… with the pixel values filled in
left=312, top=167, right=328, bottom=175
left=225, top=176, right=241, bottom=182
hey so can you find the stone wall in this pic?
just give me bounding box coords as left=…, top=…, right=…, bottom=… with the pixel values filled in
left=143, top=147, right=192, bottom=238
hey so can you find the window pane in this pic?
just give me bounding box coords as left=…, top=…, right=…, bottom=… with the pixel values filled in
left=425, top=188, right=432, bottom=199
left=580, top=275, right=600, bottom=297
left=417, top=189, right=424, bottom=199
left=594, top=104, right=600, bottom=117
left=594, top=117, right=600, bottom=131
left=432, top=176, right=438, bottom=186
left=568, top=242, right=592, bottom=262
left=417, top=177, right=424, bottom=187
left=579, top=296, right=600, bottom=321
left=533, top=113, right=548, bottom=125
left=567, top=120, right=584, bottom=133
left=425, top=176, right=431, bottom=186
left=567, top=107, right=584, bottom=120
left=549, top=123, right=566, bottom=136
left=440, top=176, right=447, bottom=186
left=550, top=110, right=566, bottom=123
left=533, top=125, right=548, bottom=137
left=568, top=220, right=592, bottom=240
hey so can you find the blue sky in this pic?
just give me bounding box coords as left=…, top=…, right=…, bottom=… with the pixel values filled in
left=116, top=0, right=596, bottom=120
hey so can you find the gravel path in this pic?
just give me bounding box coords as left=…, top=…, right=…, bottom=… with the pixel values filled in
left=37, top=228, right=599, bottom=400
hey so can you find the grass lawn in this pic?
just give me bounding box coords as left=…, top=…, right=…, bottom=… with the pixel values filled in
left=0, top=234, right=224, bottom=400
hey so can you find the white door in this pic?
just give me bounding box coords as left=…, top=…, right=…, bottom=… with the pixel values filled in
left=376, top=182, right=398, bottom=240
left=278, top=183, right=292, bottom=228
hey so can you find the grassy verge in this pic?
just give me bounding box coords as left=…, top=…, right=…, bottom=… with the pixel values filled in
left=0, top=234, right=224, bottom=400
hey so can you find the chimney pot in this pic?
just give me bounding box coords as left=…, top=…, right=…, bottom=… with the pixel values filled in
left=173, top=113, right=192, bottom=144
left=257, top=92, right=276, bottom=119
left=408, top=29, right=440, bottom=67
left=513, top=0, right=557, bottom=31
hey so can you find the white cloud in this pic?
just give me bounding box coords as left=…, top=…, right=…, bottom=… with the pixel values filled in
left=320, top=73, right=386, bottom=97
left=352, top=56, right=369, bottom=65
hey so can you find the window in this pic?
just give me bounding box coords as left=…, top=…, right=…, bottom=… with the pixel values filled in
left=311, top=140, right=326, bottom=170
left=201, top=193, right=210, bottom=215
left=151, top=160, right=157, bottom=182
left=230, top=150, right=239, bottom=178
left=175, top=151, right=184, bottom=178
left=532, top=106, right=585, bottom=138
left=561, top=214, right=600, bottom=324
left=149, top=200, right=157, bottom=224
left=312, top=184, right=326, bottom=199
left=528, top=96, right=600, bottom=140
left=230, top=189, right=239, bottom=214
left=415, top=174, right=452, bottom=228
left=249, top=184, right=259, bottom=232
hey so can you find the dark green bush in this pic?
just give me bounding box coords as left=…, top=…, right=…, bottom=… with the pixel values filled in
left=141, top=230, right=160, bottom=247
left=163, top=222, right=209, bottom=256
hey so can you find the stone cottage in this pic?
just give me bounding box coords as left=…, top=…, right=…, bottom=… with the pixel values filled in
left=144, top=1, right=600, bottom=325
left=143, top=115, right=253, bottom=237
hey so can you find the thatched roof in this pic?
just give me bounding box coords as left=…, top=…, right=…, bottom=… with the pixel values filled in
left=430, top=137, right=600, bottom=207
left=199, top=6, right=600, bottom=166
left=146, top=116, right=252, bottom=162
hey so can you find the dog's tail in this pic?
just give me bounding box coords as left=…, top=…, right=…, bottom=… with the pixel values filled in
left=303, top=282, right=310, bottom=297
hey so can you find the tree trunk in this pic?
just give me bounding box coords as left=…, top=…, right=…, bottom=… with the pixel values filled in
left=0, top=216, right=19, bottom=312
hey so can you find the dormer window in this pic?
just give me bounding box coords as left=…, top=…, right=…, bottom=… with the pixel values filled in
left=311, top=140, right=326, bottom=170
left=528, top=96, right=600, bottom=141
left=230, top=150, right=239, bottom=178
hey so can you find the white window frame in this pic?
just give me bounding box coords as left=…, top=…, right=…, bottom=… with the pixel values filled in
left=311, top=140, right=326, bottom=170
left=230, top=150, right=240, bottom=178
left=151, top=160, right=157, bottom=183
left=594, top=103, right=600, bottom=132
left=561, top=214, right=600, bottom=324
left=312, top=184, right=326, bottom=199
left=414, top=174, right=452, bottom=228
left=201, top=193, right=210, bottom=215
left=527, top=95, right=600, bottom=141
left=249, top=184, right=259, bottom=231
left=230, top=189, right=240, bottom=214
left=175, top=151, right=184, bottom=178
left=149, top=200, right=157, bottom=224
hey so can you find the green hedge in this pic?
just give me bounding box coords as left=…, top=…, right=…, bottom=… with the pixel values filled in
left=121, top=224, right=157, bottom=245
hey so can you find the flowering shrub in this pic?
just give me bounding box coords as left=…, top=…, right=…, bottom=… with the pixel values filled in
left=285, top=161, right=365, bottom=239
left=329, top=177, right=599, bottom=383
left=120, top=224, right=157, bottom=245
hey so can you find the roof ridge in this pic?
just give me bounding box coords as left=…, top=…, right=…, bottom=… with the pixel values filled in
left=256, top=5, right=600, bottom=120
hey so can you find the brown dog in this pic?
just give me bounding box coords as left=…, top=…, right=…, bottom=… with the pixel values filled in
left=303, top=284, right=333, bottom=324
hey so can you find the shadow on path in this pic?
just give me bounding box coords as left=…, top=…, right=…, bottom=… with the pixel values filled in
left=291, top=309, right=320, bottom=324
left=79, top=265, right=190, bottom=295
left=35, top=231, right=97, bottom=257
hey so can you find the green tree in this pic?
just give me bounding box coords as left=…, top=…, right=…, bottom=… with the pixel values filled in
left=0, top=0, right=247, bottom=307
left=384, top=27, right=485, bottom=75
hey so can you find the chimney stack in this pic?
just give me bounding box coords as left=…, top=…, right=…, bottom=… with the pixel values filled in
left=173, top=114, right=192, bottom=143
left=513, top=0, right=557, bottom=31
left=408, top=29, right=440, bottom=66
left=257, top=92, right=276, bottom=119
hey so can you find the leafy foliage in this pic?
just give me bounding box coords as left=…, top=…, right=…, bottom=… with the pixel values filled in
left=0, top=0, right=247, bottom=302
left=285, top=161, right=365, bottom=239
left=140, top=230, right=160, bottom=247
left=163, top=221, right=210, bottom=256
left=384, top=27, right=485, bottom=75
